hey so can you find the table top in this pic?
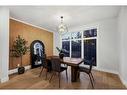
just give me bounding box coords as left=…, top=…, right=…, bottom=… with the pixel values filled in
left=47, top=56, right=84, bottom=66
left=62, top=57, right=84, bottom=66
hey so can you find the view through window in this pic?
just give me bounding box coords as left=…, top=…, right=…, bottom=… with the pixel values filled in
left=61, top=28, right=97, bottom=66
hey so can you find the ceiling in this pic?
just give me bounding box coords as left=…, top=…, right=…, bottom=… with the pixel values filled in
left=9, top=6, right=121, bottom=32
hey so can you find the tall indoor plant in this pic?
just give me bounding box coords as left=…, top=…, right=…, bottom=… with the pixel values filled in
left=12, top=35, right=29, bottom=74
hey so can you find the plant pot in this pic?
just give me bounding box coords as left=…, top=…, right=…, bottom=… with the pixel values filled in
left=59, top=53, right=64, bottom=59
left=18, top=66, right=25, bottom=74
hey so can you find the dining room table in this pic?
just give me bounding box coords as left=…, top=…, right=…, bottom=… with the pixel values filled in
left=47, top=56, right=84, bottom=82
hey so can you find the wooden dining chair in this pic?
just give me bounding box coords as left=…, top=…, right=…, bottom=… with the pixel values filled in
left=78, top=58, right=95, bottom=88
left=49, top=57, right=68, bottom=88
left=39, top=54, right=48, bottom=79
left=59, top=53, right=68, bottom=73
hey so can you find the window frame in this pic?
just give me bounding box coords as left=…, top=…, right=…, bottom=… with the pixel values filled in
left=61, top=27, right=97, bottom=59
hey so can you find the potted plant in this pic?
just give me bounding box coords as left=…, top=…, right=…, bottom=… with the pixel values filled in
left=11, top=35, right=29, bottom=74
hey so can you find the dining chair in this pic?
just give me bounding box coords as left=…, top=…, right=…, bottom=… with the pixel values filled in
left=39, top=54, right=48, bottom=79
left=59, top=53, right=68, bottom=72
left=49, top=57, right=68, bottom=88
left=78, top=58, right=95, bottom=88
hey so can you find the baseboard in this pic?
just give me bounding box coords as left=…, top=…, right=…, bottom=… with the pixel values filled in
left=119, top=74, right=127, bottom=88
left=0, top=76, right=9, bottom=83
left=93, top=67, right=118, bottom=75
left=9, top=65, right=31, bottom=75
left=93, top=67, right=127, bottom=87
left=94, top=67, right=127, bottom=88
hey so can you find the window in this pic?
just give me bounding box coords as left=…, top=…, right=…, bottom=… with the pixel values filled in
left=62, top=32, right=70, bottom=57
left=71, top=31, right=81, bottom=58
left=83, top=29, right=97, bottom=38
left=71, top=40, right=81, bottom=58
left=84, top=28, right=97, bottom=66
left=61, top=28, right=97, bottom=66
left=84, top=39, right=96, bottom=66
left=62, top=32, right=70, bottom=40
left=62, top=41, right=70, bottom=57
left=71, top=31, right=81, bottom=39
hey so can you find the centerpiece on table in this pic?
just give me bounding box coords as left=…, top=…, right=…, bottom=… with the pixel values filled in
left=56, top=47, right=69, bottom=59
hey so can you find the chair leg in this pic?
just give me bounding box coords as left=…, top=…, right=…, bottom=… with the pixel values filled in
left=58, top=73, right=61, bottom=88
left=66, top=70, right=68, bottom=81
left=39, top=67, right=44, bottom=77
left=49, top=72, right=55, bottom=83
left=90, top=73, right=95, bottom=82
left=45, top=69, right=48, bottom=80
left=88, top=74, right=94, bottom=89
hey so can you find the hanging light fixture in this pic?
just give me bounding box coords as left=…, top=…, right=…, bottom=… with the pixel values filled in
left=58, top=16, right=68, bottom=35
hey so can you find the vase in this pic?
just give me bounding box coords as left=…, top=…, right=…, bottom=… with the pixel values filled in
left=59, top=53, right=64, bottom=59
left=18, top=66, right=25, bottom=74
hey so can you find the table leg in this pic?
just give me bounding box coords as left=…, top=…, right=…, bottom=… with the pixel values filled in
left=71, top=66, right=79, bottom=82
left=46, top=59, right=52, bottom=72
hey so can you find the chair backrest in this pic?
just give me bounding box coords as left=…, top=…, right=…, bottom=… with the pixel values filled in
left=84, top=58, right=95, bottom=73
left=51, top=57, right=61, bottom=72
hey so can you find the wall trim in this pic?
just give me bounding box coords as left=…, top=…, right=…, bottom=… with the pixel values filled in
left=9, top=65, right=31, bottom=75
left=10, top=17, right=54, bottom=33
left=9, top=65, right=118, bottom=75
left=0, top=76, right=9, bottom=83
left=119, top=74, right=127, bottom=88
left=94, top=67, right=127, bottom=87
left=93, top=67, right=118, bottom=75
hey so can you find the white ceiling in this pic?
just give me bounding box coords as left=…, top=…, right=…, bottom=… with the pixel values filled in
left=9, top=6, right=120, bottom=32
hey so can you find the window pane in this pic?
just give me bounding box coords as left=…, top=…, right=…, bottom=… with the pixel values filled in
left=62, top=32, right=70, bottom=40
left=83, top=28, right=97, bottom=38
left=62, top=41, right=70, bottom=57
left=71, top=40, right=81, bottom=58
left=71, top=32, right=81, bottom=39
left=84, top=39, right=96, bottom=66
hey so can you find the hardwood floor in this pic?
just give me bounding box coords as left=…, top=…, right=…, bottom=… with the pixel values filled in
left=0, top=66, right=126, bottom=89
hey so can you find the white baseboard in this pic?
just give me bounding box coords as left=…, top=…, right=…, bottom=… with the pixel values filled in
left=0, top=76, right=9, bottom=83
left=94, top=67, right=127, bottom=88
left=9, top=65, right=31, bottom=75
left=93, top=67, right=118, bottom=75
left=93, top=67, right=127, bottom=87
left=119, top=74, right=127, bottom=88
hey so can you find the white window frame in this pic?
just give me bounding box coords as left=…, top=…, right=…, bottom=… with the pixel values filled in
left=61, top=28, right=97, bottom=59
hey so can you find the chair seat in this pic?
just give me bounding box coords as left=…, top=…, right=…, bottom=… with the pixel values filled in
left=61, top=63, right=68, bottom=67
left=60, top=66, right=67, bottom=72
left=52, top=66, right=67, bottom=72
left=78, top=66, right=90, bottom=74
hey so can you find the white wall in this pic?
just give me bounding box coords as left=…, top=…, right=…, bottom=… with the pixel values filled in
left=70, top=17, right=119, bottom=74
left=53, top=32, right=61, bottom=55
left=0, top=7, right=9, bottom=83
left=118, top=7, right=127, bottom=86
left=54, top=17, right=119, bottom=74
